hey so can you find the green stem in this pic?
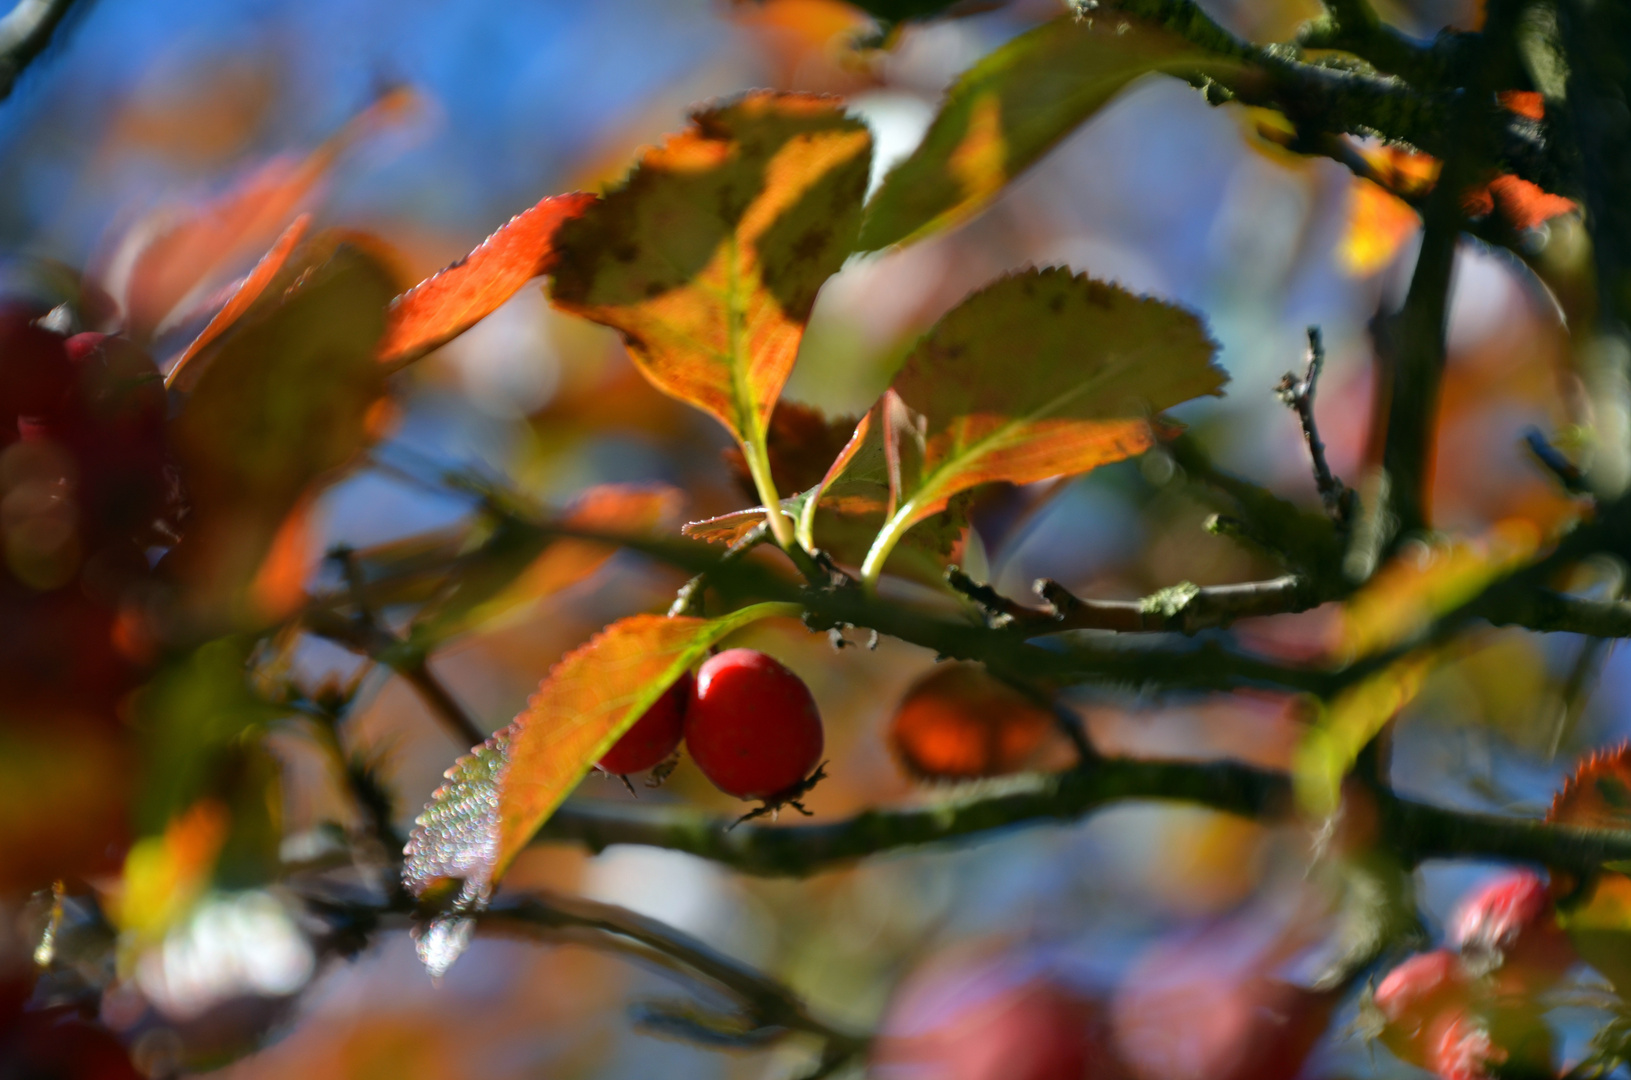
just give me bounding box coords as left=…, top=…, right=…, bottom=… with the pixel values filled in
left=859, top=500, right=920, bottom=591
left=742, top=436, right=796, bottom=551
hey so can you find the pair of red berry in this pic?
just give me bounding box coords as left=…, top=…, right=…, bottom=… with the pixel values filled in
left=1372, top=870, right=1574, bottom=1080
left=598, top=648, right=825, bottom=802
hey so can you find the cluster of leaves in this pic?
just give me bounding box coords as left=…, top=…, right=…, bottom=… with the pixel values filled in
left=11, top=0, right=1631, bottom=1077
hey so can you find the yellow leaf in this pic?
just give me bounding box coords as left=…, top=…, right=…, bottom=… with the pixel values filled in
left=859, top=13, right=1239, bottom=250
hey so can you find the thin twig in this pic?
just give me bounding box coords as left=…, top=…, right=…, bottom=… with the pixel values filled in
left=670, top=520, right=770, bottom=617
left=0, top=0, right=80, bottom=103
left=1278, top=327, right=1355, bottom=526
left=476, top=891, right=867, bottom=1066
left=396, top=656, right=486, bottom=749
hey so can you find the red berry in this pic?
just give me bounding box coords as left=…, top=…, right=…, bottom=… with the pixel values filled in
left=1425, top=1012, right=1503, bottom=1080
left=685, top=648, right=822, bottom=799
left=598, top=672, right=690, bottom=775
left=1450, top=869, right=1574, bottom=989
left=1374, top=950, right=1470, bottom=1065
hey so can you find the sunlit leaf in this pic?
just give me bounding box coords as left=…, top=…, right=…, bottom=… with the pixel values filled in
left=403, top=602, right=797, bottom=975
left=859, top=268, right=1224, bottom=583
left=168, top=242, right=396, bottom=620
left=550, top=92, right=872, bottom=517
left=103, top=87, right=416, bottom=340
left=377, top=192, right=598, bottom=368
left=858, top=12, right=1237, bottom=251
left=166, top=213, right=310, bottom=391
left=1294, top=527, right=1539, bottom=815
left=889, top=663, right=1056, bottom=780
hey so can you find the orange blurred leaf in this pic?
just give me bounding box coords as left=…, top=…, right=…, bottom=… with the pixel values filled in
left=403, top=602, right=795, bottom=975
left=165, top=213, right=309, bottom=391
left=1499, top=90, right=1545, bottom=120
left=889, top=663, right=1056, bottom=780
left=104, top=87, right=416, bottom=340
left=549, top=91, right=872, bottom=510
left=857, top=268, right=1224, bottom=583
left=168, top=241, right=395, bottom=620
left=419, top=483, right=684, bottom=641
left=377, top=192, right=598, bottom=368
left=1462, top=174, right=1577, bottom=232
left=859, top=13, right=1239, bottom=250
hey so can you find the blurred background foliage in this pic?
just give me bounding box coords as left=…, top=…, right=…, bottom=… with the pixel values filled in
left=4, top=0, right=1621, bottom=1076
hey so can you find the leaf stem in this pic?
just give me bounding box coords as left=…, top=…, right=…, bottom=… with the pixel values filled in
left=858, top=501, right=919, bottom=591
left=741, top=436, right=796, bottom=551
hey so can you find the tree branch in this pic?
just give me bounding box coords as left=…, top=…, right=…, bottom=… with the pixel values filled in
left=475, top=891, right=867, bottom=1069
left=0, top=0, right=79, bottom=104
left=1278, top=327, right=1355, bottom=526
left=535, top=755, right=1631, bottom=880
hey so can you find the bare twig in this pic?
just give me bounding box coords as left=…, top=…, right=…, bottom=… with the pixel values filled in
left=1033, top=574, right=1316, bottom=634
left=0, top=0, right=79, bottom=103
left=309, top=548, right=486, bottom=749
left=1278, top=327, right=1355, bottom=526
left=1523, top=428, right=1591, bottom=495
left=396, top=656, right=486, bottom=749
left=476, top=891, right=867, bottom=1068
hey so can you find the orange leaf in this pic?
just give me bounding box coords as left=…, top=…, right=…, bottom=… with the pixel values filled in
left=104, top=87, right=417, bottom=340
left=1462, top=174, right=1577, bottom=232
left=859, top=268, right=1224, bottom=582
left=452, top=483, right=685, bottom=634
left=168, top=241, right=395, bottom=621
left=549, top=91, right=872, bottom=450
left=376, top=192, right=598, bottom=368
left=1499, top=90, right=1545, bottom=120
left=166, top=212, right=310, bottom=391
left=1549, top=744, right=1631, bottom=832
left=889, top=663, right=1056, bottom=780
left=1547, top=745, right=1631, bottom=990
left=403, top=603, right=794, bottom=975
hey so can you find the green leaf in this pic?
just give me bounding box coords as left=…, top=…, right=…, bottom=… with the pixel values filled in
left=550, top=91, right=873, bottom=545
left=403, top=602, right=799, bottom=976
left=169, top=241, right=396, bottom=623
left=859, top=267, right=1225, bottom=585
left=859, top=12, right=1238, bottom=251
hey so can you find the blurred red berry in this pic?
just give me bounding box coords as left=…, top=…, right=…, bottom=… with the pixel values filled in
left=1374, top=950, right=1471, bottom=1065
left=1451, top=869, right=1574, bottom=990
left=685, top=648, right=823, bottom=799
left=0, top=303, right=72, bottom=429
left=598, top=672, right=690, bottom=775
left=874, top=951, right=1122, bottom=1080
